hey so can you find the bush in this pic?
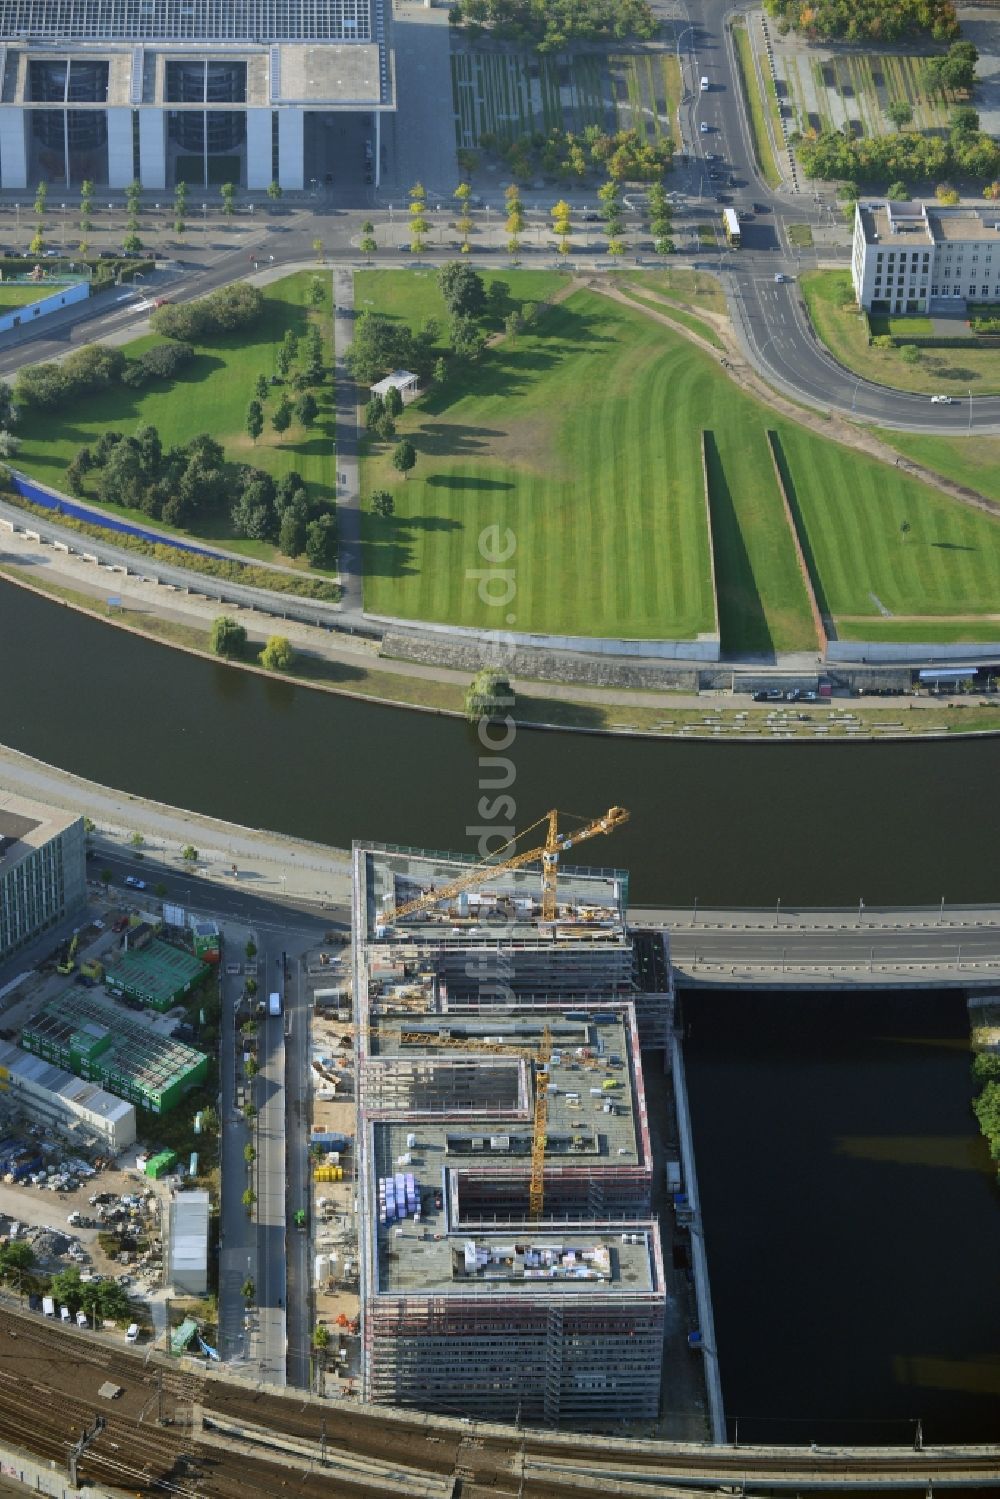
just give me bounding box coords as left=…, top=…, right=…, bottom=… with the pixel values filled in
left=15, top=343, right=125, bottom=409
left=259, top=635, right=294, bottom=671
left=151, top=282, right=264, bottom=342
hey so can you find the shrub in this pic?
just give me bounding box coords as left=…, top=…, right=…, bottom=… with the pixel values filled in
left=151, top=282, right=263, bottom=342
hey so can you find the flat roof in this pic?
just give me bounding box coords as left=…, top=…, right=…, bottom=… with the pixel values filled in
left=0, top=0, right=376, bottom=42
left=0, top=792, right=78, bottom=878
left=376, top=1223, right=658, bottom=1298
left=106, top=938, right=209, bottom=1006
left=0, top=1038, right=135, bottom=1127
left=22, top=989, right=206, bottom=1098
left=356, top=843, right=629, bottom=945
left=859, top=199, right=1000, bottom=247
left=372, top=1009, right=643, bottom=1170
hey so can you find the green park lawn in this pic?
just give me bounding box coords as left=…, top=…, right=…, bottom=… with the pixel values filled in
left=0, top=283, right=57, bottom=311
left=13, top=272, right=333, bottom=563
left=359, top=270, right=1000, bottom=651
left=774, top=426, right=1000, bottom=634
left=801, top=271, right=1000, bottom=396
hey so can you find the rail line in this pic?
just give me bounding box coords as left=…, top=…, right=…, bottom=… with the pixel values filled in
left=0, top=1308, right=997, bottom=1495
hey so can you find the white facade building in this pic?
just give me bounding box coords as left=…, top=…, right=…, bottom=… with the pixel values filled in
left=168, top=1188, right=210, bottom=1294
left=852, top=199, right=1000, bottom=314
left=0, top=0, right=394, bottom=190
left=0, top=1039, right=136, bottom=1149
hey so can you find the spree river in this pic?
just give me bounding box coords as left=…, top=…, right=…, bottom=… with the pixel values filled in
left=3, top=579, right=999, bottom=1443
left=2, top=580, right=1000, bottom=907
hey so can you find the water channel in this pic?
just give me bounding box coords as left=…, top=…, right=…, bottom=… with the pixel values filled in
left=2, top=578, right=999, bottom=1440
left=3, top=580, right=1000, bottom=907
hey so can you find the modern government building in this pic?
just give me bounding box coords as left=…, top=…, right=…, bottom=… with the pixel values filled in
left=852, top=197, right=1000, bottom=314
left=0, top=0, right=395, bottom=190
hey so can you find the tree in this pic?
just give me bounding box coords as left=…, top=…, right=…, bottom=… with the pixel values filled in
left=232, top=480, right=278, bottom=540
left=950, top=105, right=979, bottom=136
left=181, top=844, right=199, bottom=864
left=100, top=868, right=112, bottom=888
left=374, top=411, right=396, bottom=441
left=313, top=1323, right=330, bottom=1349
left=242, top=1277, right=256, bottom=1302
left=384, top=384, right=403, bottom=419
left=220, top=182, right=236, bottom=217
left=245, top=1055, right=259, bottom=1078
left=267, top=180, right=283, bottom=202
left=260, top=635, right=295, bottom=671
left=347, top=312, right=414, bottom=385
left=34, top=180, right=47, bottom=218
left=271, top=395, right=293, bottom=437
left=312, top=237, right=325, bottom=263
left=122, top=230, right=142, bottom=256
left=309, top=275, right=326, bottom=306
left=900, top=344, right=922, bottom=365
left=130, top=831, right=144, bottom=849
left=50, top=1267, right=83, bottom=1312
left=370, top=489, right=394, bottom=518
left=392, top=440, right=416, bottom=480
left=433, top=356, right=447, bottom=384
left=465, top=667, right=515, bottom=723
left=305, top=513, right=338, bottom=569
left=935, top=182, right=959, bottom=205
left=294, top=391, right=318, bottom=428
left=438, top=261, right=486, bottom=319
left=886, top=180, right=910, bottom=201
left=983, top=181, right=1000, bottom=201
left=246, top=939, right=257, bottom=959
left=210, top=616, right=247, bottom=658
left=246, top=398, right=264, bottom=444
left=365, top=393, right=385, bottom=429
left=900, top=519, right=911, bottom=542
left=279, top=503, right=309, bottom=558
left=83, top=817, right=95, bottom=834
left=504, top=309, right=524, bottom=341
left=887, top=100, right=912, bottom=129
left=0, top=431, right=20, bottom=458
left=29, top=230, right=45, bottom=256
left=242, top=1187, right=257, bottom=1213
left=244, top=1144, right=257, bottom=1164
left=450, top=314, right=485, bottom=360
left=252, top=375, right=269, bottom=406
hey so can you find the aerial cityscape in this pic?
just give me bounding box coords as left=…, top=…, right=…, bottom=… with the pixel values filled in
left=0, top=0, right=997, bottom=1493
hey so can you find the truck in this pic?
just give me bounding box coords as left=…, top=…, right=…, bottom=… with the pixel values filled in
left=269, top=991, right=281, bottom=1017
left=665, top=1160, right=683, bottom=1194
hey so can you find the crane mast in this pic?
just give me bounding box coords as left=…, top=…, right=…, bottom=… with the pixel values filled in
left=384, top=806, right=629, bottom=925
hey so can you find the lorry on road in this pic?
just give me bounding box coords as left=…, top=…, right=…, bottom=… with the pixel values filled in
left=269, top=991, right=281, bottom=1017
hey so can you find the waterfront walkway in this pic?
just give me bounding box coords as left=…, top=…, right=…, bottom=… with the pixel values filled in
left=637, top=905, right=1000, bottom=988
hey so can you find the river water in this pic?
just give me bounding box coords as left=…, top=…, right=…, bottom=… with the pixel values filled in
left=3, top=579, right=999, bottom=1440
left=2, top=581, right=1000, bottom=907
left=684, top=989, right=1000, bottom=1447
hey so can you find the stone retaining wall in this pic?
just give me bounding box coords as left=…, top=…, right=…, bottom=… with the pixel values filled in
left=380, top=632, right=701, bottom=691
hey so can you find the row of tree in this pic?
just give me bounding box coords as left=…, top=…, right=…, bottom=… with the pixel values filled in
left=0, top=1242, right=133, bottom=1325
left=449, top=0, right=657, bottom=50
left=211, top=617, right=297, bottom=671
left=480, top=125, right=673, bottom=185
left=764, top=0, right=958, bottom=42
left=798, top=122, right=1000, bottom=184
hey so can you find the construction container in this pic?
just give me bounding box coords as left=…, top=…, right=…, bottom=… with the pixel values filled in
left=146, top=1149, right=177, bottom=1179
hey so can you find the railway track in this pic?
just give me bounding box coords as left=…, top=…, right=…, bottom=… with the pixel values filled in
left=0, top=1306, right=997, bottom=1496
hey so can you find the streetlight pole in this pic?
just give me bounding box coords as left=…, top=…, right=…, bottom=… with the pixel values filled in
left=968, top=387, right=973, bottom=433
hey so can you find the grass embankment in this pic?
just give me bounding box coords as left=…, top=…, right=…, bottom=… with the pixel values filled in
left=785, top=224, right=813, bottom=249
left=731, top=21, right=783, bottom=190
left=775, top=426, right=1000, bottom=640
left=609, top=283, right=724, bottom=347
left=800, top=271, right=1000, bottom=397
left=873, top=429, right=1000, bottom=509
left=13, top=272, right=335, bottom=566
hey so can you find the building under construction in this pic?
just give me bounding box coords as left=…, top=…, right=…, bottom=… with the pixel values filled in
left=352, top=828, right=672, bottom=1426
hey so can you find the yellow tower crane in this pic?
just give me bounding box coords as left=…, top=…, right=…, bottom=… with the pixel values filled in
left=385, top=806, right=630, bottom=926
left=399, top=1025, right=553, bottom=1220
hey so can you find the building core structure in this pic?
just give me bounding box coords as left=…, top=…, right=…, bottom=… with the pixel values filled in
left=0, top=793, right=85, bottom=966
left=352, top=840, right=673, bottom=1426
left=0, top=0, right=394, bottom=190
left=852, top=198, right=1000, bottom=313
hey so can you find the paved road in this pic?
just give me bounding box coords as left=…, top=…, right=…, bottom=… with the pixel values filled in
left=255, top=939, right=288, bottom=1386
left=635, top=903, right=1000, bottom=985
left=283, top=944, right=313, bottom=1390
left=678, top=0, right=1000, bottom=432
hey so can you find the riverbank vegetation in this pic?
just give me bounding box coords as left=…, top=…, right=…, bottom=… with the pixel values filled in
left=9, top=273, right=335, bottom=568
left=970, top=1009, right=1000, bottom=1180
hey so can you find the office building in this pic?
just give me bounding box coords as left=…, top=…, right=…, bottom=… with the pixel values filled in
left=852, top=198, right=1000, bottom=313
left=352, top=840, right=672, bottom=1425
left=0, top=793, right=85, bottom=965
left=0, top=0, right=394, bottom=190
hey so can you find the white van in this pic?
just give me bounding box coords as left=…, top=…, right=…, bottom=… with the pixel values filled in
left=700, top=75, right=709, bottom=91
left=126, top=1323, right=139, bottom=1343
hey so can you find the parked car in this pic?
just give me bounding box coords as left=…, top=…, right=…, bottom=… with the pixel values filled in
left=700, top=122, right=709, bottom=134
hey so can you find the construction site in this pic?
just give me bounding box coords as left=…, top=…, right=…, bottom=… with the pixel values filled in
left=351, top=810, right=675, bottom=1426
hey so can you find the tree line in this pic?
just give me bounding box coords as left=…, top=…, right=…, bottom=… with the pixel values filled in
left=449, top=0, right=657, bottom=50
left=764, top=0, right=958, bottom=42
left=480, top=125, right=673, bottom=185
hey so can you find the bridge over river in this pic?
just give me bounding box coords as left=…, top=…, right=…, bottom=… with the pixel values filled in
left=633, top=905, right=1000, bottom=989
